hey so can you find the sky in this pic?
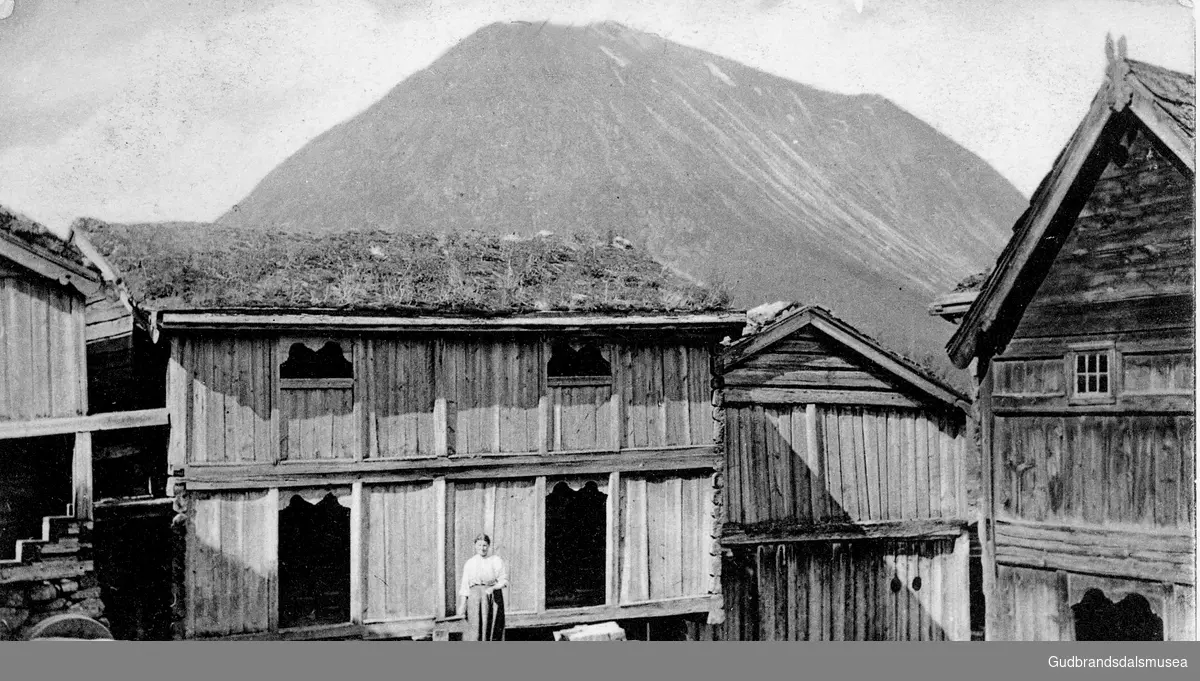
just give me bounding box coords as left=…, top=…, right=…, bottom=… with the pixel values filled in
left=0, top=0, right=1194, bottom=233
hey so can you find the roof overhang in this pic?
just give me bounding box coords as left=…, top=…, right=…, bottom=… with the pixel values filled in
left=150, top=309, right=747, bottom=339
left=0, top=230, right=102, bottom=295
left=947, top=55, right=1195, bottom=369
left=718, top=305, right=970, bottom=412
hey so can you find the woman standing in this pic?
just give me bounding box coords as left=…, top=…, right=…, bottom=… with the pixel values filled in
left=458, top=533, right=508, bottom=641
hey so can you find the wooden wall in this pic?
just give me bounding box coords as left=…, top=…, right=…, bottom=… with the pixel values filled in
left=619, top=473, right=713, bottom=604
left=993, top=414, right=1194, bottom=529
left=364, top=482, right=438, bottom=622
left=991, top=564, right=1196, bottom=641
left=0, top=271, right=87, bottom=422
left=186, top=490, right=275, bottom=638
left=723, top=404, right=966, bottom=525
left=722, top=537, right=970, bottom=641
left=172, top=334, right=716, bottom=466
left=1009, top=122, right=1193, bottom=341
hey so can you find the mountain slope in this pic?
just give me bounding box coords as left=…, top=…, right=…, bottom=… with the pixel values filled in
left=219, top=21, right=1025, bottom=377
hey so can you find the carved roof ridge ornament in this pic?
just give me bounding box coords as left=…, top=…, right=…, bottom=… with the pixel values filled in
left=1105, top=33, right=1134, bottom=111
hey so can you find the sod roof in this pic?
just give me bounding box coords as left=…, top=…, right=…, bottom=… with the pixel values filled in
left=79, top=219, right=732, bottom=315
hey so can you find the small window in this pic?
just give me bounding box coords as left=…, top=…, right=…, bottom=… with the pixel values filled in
left=278, top=492, right=351, bottom=629
left=1075, top=352, right=1110, bottom=395
left=1068, top=346, right=1116, bottom=403
left=280, top=340, right=353, bottom=389
left=547, top=341, right=612, bottom=387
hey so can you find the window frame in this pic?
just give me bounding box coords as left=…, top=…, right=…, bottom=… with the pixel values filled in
left=1066, top=343, right=1118, bottom=405
left=546, top=339, right=614, bottom=388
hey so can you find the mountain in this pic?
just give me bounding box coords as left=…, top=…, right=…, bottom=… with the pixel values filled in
left=219, top=21, right=1025, bottom=381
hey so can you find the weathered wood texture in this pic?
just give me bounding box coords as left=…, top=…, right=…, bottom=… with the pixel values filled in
left=993, top=415, right=1195, bottom=530
left=174, top=335, right=717, bottom=466
left=993, top=519, right=1194, bottom=585
left=363, top=482, right=437, bottom=621
left=1010, top=125, right=1194, bottom=340
left=174, top=335, right=275, bottom=465
left=991, top=564, right=1196, bottom=641
left=619, top=472, right=714, bottom=604
left=186, top=490, right=274, bottom=638
left=450, top=479, right=540, bottom=613
left=0, top=274, right=87, bottom=422
left=723, top=538, right=970, bottom=641
left=723, top=404, right=965, bottom=525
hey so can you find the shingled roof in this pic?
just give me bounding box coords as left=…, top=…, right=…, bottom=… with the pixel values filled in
left=947, top=44, right=1194, bottom=368
left=80, top=219, right=732, bottom=316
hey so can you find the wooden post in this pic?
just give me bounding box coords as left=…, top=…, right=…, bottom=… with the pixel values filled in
left=72, top=431, right=93, bottom=519
left=538, top=339, right=550, bottom=455
left=167, top=339, right=188, bottom=471
left=434, top=477, right=447, bottom=619
left=977, top=357, right=999, bottom=641
left=609, top=343, right=623, bottom=452
left=607, top=470, right=620, bottom=605
left=265, top=487, right=280, bottom=632
left=952, top=531, right=970, bottom=641
left=434, top=340, right=449, bottom=457
left=349, top=481, right=365, bottom=625
left=534, top=475, right=547, bottom=612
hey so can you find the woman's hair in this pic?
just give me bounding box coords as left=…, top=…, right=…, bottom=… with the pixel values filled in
left=474, top=533, right=491, bottom=545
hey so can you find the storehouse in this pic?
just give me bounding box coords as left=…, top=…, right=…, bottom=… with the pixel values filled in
left=946, top=43, right=1196, bottom=641
left=714, top=304, right=975, bottom=641
left=88, top=223, right=742, bottom=640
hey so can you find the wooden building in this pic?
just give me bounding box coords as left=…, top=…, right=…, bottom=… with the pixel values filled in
left=86, top=224, right=742, bottom=640
left=0, top=209, right=168, bottom=639
left=946, top=45, right=1196, bottom=641
left=714, top=305, right=975, bottom=641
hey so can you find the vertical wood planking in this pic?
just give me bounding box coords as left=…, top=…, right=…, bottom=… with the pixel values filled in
left=791, top=407, right=812, bottom=523
left=606, top=471, right=620, bottom=605
left=823, top=407, right=843, bottom=520
left=349, top=482, right=364, bottom=624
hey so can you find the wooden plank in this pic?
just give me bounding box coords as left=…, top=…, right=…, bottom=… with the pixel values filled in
left=722, top=519, right=969, bottom=545
left=350, top=481, right=364, bottom=624
left=72, top=432, right=93, bottom=519
left=823, top=407, right=844, bottom=520
left=664, top=346, right=688, bottom=446
left=0, top=407, right=171, bottom=440
left=739, top=405, right=756, bottom=525
left=724, top=387, right=928, bottom=409
left=791, top=407, right=811, bottom=523
left=607, top=471, right=620, bottom=605
left=806, top=404, right=826, bottom=521
left=665, top=477, right=683, bottom=598
left=904, top=412, right=918, bottom=520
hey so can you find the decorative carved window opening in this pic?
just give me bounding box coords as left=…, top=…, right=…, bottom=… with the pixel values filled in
left=1072, top=588, right=1163, bottom=641
left=278, top=491, right=351, bottom=629
left=545, top=479, right=608, bottom=609
left=279, top=340, right=354, bottom=389
left=547, top=341, right=612, bottom=387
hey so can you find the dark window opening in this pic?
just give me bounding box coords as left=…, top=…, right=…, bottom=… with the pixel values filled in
left=279, top=493, right=351, bottom=628
left=0, top=436, right=73, bottom=560
left=545, top=481, right=607, bottom=609
left=1072, top=588, right=1163, bottom=641
left=280, top=342, right=353, bottom=380
left=969, top=555, right=986, bottom=641
left=548, top=342, right=611, bottom=379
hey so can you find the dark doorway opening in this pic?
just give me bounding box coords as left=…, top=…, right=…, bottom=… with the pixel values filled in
left=545, top=481, right=607, bottom=609
left=278, top=493, right=351, bottom=628
left=0, top=435, right=72, bottom=560
left=1072, top=588, right=1164, bottom=641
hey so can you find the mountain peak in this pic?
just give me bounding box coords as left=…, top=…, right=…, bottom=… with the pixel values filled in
left=217, top=21, right=1025, bottom=379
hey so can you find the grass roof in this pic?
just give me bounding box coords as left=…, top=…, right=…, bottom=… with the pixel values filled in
left=79, top=219, right=732, bottom=315
left=1, top=204, right=92, bottom=268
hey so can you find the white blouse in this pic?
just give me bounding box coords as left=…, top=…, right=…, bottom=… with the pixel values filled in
left=459, top=554, right=509, bottom=598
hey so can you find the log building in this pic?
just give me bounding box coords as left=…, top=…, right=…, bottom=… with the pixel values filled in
left=714, top=305, right=976, bottom=640
left=87, top=224, right=742, bottom=640
left=946, top=45, right=1196, bottom=641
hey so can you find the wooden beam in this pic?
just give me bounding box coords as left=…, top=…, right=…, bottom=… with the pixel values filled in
left=0, top=407, right=170, bottom=440
left=184, top=446, right=721, bottom=490
left=438, top=595, right=713, bottom=633
left=607, top=470, right=620, bottom=606
left=723, top=387, right=927, bottom=409
left=721, top=519, right=968, bottom=545
left=0, top=559, right=93, bottom=585
left=0, top=231, right=101, bottom=295
left=534, top=475, right=546, bottom=613
left=72, top=432, right=93, bottom=519
left=434, top=477, right=447, bottom=619
left=158, top=311, right=746, bottom=334
left=993, top=519, right=1195, bottom=585
left=349, top=481, right=365, bottom=625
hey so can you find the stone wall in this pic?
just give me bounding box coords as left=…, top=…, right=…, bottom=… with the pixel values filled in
left=0, top=515, right=106, bottom=640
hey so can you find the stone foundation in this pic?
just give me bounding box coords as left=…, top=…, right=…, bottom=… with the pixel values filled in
left=0, top=515, right=106, bottom=640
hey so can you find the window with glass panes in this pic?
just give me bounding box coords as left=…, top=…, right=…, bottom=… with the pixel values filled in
left=1074, top=351, right=1110, bottom=396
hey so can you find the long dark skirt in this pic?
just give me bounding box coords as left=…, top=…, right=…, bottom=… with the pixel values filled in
left=464, top=586, right=505, bottom=641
